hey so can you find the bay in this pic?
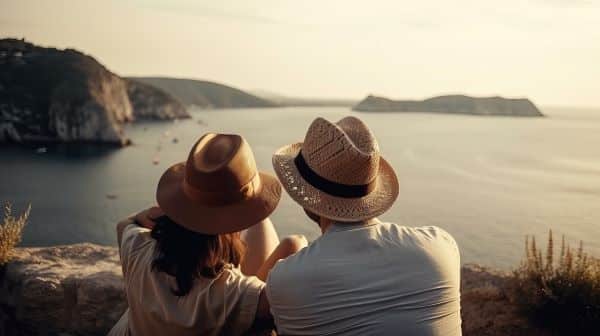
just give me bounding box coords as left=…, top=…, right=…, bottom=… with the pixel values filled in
left=2, top=106, right=599, bottom=269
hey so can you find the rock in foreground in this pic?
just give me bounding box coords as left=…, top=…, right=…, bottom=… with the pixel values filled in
left=0, top=244, right=549, bottom=336
left=0, top=244, right=126, bottom=336
left=353, top=94, right=544, bottom=117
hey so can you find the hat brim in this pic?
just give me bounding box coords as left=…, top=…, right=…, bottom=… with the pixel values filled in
left=272, top=142, right=399, bottom=222
left=156, top=163, right=282, bottom=234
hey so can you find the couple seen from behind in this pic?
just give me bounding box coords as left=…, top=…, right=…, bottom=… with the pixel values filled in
left=108, top=116, right=461, bottom=336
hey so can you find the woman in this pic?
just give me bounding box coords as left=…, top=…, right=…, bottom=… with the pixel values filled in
left=109, top=133, right=307, bottom=336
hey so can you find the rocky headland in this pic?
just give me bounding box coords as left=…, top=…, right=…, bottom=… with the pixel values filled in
left=0, top=39, right=190, bottom=146
left=0, top=243, right=549, bottom=336
left=353, top=94, right=544, bottom=117
left=0, top=39, right=133, bottom=145
left=125, top=79, right=189, bottom=120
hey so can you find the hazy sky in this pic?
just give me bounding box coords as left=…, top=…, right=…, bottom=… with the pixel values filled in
left=1, top=0, right=599, bottom=107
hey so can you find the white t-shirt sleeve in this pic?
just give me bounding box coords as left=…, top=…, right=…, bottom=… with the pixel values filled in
left=119, top=221, right=152, bottom=278
left=265, top=260, right=288, bottom=322
left=216, top=268, right=265, bottom=336
left=265, top=258, right=305, bottom=334
left=432, top=226, right=461, bottom=260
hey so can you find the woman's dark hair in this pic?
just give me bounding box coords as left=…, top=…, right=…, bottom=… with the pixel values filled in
left=150, top=215, right=245, bottom=297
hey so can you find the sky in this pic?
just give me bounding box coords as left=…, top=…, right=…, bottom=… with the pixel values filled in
left=1, top=0, right=599, bottom=107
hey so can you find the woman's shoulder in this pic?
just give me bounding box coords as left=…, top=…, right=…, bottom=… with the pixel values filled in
left=203, top=265, right=265, bottom=295
left=121, top=224, right=153, bottom=253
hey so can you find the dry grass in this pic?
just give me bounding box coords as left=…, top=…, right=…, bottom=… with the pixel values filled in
left=510, top=230, right=600, bottom=334
left=0, top=203, right=30, bottom=265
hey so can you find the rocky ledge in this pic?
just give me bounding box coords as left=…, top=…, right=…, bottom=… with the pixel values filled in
left=0, top=244, right=549, bottom=336
left=353, top=94, right=544, bottom=117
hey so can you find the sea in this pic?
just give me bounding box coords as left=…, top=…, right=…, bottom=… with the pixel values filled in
left=1, top=106, right=599, bottom=269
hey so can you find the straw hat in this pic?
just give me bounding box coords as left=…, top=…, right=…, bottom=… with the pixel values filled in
left=156, top=133, right=281, bottom=234
left=272, top=116, right=399, bottom=222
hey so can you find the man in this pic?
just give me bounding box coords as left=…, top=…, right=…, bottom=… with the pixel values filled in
left=267, top=116, right=461, bottom=335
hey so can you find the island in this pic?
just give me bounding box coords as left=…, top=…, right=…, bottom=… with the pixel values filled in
left=129, top=77, right=278, bottom=109
left=353, top=94, right=544, bottom=117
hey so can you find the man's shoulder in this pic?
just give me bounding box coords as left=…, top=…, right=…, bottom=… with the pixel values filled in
left=266, top=240, right=321, bottom=290
left=270, top=241, right=315, bottom=274
left=380, top=222, right=458, bottom=247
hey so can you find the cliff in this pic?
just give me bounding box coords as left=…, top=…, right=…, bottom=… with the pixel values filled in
left=0, top=39, right=195, bottom=146
left=0, top=39, right=133, bottom=145
left=353, top=94, right=544, bottom=117
left=125, top=79, right=190, bottom=120
left=129, top=77, right=279, bottom=109
left=0, top=243, right=549, bottom=336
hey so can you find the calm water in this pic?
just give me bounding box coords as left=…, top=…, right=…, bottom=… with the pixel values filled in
left=2, top=107, right=599, bottom=269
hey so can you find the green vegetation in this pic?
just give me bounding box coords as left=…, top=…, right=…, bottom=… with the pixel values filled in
left=0, top=203, right=30, bottom=265
left=511, top=230, right=600, bottom=334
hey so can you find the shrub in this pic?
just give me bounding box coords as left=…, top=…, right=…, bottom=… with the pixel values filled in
left=511, top=230, right=600, bottom=334
left=0, top=203, right=30, bottom=265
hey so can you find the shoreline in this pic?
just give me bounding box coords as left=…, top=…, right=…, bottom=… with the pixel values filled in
left=0, top=243, right=550, bottom=336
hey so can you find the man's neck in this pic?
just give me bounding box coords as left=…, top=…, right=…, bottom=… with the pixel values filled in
left=319, top=219, right=334, bottom=234
left=319, top=217, right=378, bottom=234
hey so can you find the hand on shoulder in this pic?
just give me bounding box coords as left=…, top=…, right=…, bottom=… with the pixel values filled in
left=134, top=206, right=164, bottom=229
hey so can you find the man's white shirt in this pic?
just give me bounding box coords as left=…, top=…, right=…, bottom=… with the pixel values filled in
left=266, top=220, right=461, bottom=336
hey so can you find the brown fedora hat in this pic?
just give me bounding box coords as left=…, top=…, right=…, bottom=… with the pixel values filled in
left=272, top=116, right=399, bottom=222
left=156, top=133, right=282, bottom=234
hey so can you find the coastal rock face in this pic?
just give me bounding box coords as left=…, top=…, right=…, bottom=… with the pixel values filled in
left=0, top=244, right=549, bottom=336
left=353, top=94, right=544, bottom=117
left=129, top=77, right=279, bottom=109
left=125, top=79, right=190, bottom=120
left=0, top=39, right=133, bottom=145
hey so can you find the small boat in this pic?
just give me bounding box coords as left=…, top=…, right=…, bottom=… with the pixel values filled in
left=106, top=194, right=118, bottom=200
left=36, top=147, right=47, bottom=154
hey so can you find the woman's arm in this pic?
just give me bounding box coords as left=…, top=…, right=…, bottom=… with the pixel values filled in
left=116, top=217, right=134, bottom=247
left=116, top=206, right=162, bottom=248
left=240, top=218, right=308, bottom=281
left=241, top=218, right=280, bottom=276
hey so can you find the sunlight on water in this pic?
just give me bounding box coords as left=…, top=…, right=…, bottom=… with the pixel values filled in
left=1, top=106, right=599, bottom=269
